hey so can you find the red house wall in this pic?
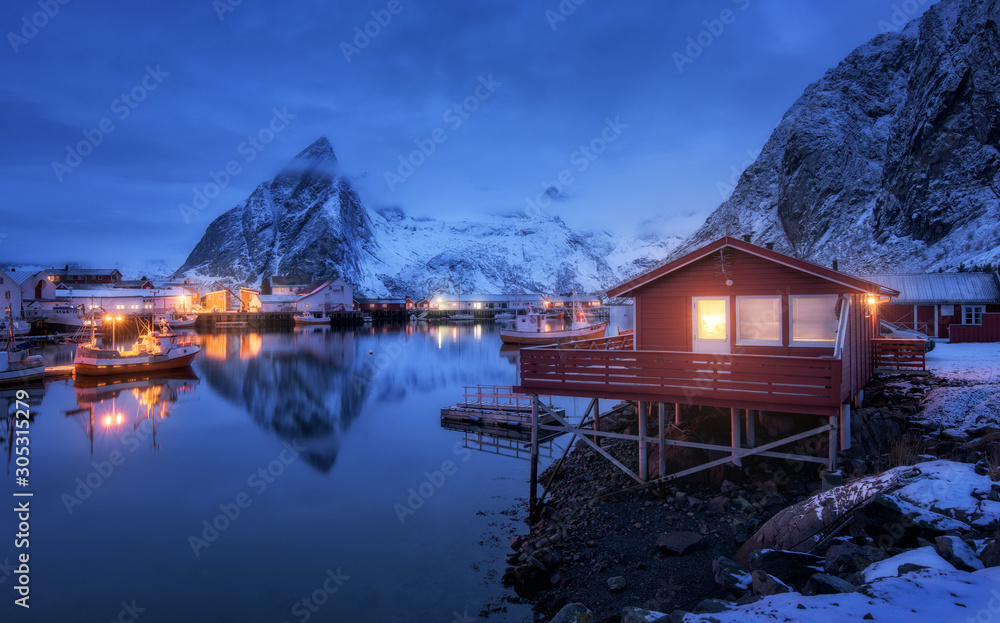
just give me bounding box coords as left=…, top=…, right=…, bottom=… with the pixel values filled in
left=950, top=313, right=1000, bottom=342
left=632, top=249, right=852, bottom=356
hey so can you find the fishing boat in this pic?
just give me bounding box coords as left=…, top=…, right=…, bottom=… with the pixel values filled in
left=293, top=310, right=331, bottom=325
left=498, top=311, right=607, bottom=345
left=449, top=313, right=475, bottom=322
left=36, top=305, right=104, bottom=332
left=73, top=322, right=201, bottom=377
left=159, top=311, right=197, bottom=328
left=1, top=307, right=44, bottom=385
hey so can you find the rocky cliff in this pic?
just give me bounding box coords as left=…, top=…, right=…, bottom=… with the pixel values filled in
left=676, top=0, right=1000, bottom=272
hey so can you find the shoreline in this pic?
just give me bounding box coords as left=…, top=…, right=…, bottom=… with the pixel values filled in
left=502, top=370, right=997, bottom=621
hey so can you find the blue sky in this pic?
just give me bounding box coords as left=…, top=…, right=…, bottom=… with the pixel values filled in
left=0, top=0, right=935, bottom=271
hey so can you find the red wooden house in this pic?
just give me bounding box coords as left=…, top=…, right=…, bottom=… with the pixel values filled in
left=516, top=238, right=903, bottom=493
left=866, top=273, right=1000, bottom=343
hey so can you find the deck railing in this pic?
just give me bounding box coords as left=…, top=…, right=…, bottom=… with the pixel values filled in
left=871, top=337, right=926, bottom=372
left=519, top=346, right=842, bottom=416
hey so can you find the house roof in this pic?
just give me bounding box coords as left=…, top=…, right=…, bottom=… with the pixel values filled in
left=256, top=294, right=301, bottom=303
left=47, top=268, right=121, bottom=277
left=607, top=237, right=899, bottom=298
left=270, top=275, right=313, bottom=287
left=858, top=273, right=1000, bottom=305
left=299, top=278, right=349, bottom=298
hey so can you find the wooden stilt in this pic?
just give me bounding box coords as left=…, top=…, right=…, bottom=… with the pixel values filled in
left=593, top=398, right=600, bottom=457
left=638, top=401, right=648, bottom=482
left=746, top=409, right=756, bottom=449
left=529, top=395, right=540, bottom=515
left=674, top=403, right=681, bottom=426
left=731, top=408, right=742, bottom=467
left=841, top=402, right=852, bottom=451
left=828, top=414, right=839, bottom=471
left=658, top=402, right=666, bottom=481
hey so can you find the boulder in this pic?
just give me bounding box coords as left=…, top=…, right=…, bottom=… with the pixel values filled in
left=749, top=550, right=825, bottom=590
left=550, top=603, right=593, bottom=623
left=825, top=540, right=885, bottom=575
left=980, top=539, right=1000, bottom=568
left=693, top=599, right=731, bottom=614
left=712, top=556, right=752, bottom=594
left=935, top=536, right=984, bottom=572
left=802, top=572, right=856, bottom=596
left=607, top=575, right=627, bottom=592
left=751, top=570, right=790, bottom=596
left=621, top=606, right=669, bottom=622
left=656, top=531, right=704, bottom=555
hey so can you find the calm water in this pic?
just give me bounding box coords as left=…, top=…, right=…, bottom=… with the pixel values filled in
left=1, top=311, right=630, bottom=623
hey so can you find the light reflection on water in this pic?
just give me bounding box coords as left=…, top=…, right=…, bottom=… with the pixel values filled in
left=2, top=310, right=632, bottom=622
left=0, top=322, right=544, bottom=622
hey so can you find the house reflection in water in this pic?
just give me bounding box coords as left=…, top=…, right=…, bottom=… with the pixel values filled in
left=194, top=330, right=365, bottom=474
left=64, top=371, right=200, bottom=454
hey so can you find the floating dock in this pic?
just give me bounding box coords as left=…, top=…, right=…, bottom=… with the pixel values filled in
left=440, top=385, right=564, bottom=433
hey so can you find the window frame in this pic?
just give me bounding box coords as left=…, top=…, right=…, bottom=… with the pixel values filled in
left=735, top=295, right=783, bottom=347
left=963, top=305, right=984, bottom=325
left=789, top=294, right=839, bottom=348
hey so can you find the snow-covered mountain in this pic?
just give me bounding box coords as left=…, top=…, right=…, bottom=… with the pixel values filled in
left=674, top=0, right=1000, bottom=272
left=176, top=137, right=682, bottom=295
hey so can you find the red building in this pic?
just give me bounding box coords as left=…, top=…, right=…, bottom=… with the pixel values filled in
left=516, top=237, right=904, bottom=488
left=866, top=273, right=1000, bottom=343
left=47, top=268, right=122, bottom=286
left=357, top=298, right=408, bottom=311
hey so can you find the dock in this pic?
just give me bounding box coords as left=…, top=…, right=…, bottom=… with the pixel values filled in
left=440, top=385, right=565, bottom=436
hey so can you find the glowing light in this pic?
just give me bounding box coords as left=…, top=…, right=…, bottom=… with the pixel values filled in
left=104, top=415, right=112, bottom=426
left=866, top=295, right=877, bottom=306
left=697, top=299, right=728, bottom=340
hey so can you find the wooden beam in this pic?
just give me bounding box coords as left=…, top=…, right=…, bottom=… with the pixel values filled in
left=537, top=401, right=642, bottom=483
left=828, top=414, right=839, bottom=471
left=841, top=402, right=852, bottom=451
left=674, top=403, right=681, bottom=426
left=731, top=408, right=742, bottom=467
left=746, top=408, right=756, bottom=449
left=529, top=396, right=540, bottom=515
left=638, top=401, right=648, bottom=482
left=658, top=402, right=666, bottom=481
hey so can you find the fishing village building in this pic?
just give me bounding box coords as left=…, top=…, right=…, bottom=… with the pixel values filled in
left=864, top=272, right=1000, bottom=342
left=515, top=237, right=913, bottom=507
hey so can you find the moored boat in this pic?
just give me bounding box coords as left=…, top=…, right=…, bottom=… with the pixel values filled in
left=159, top=311, right=197, bottom=328
left=293, top=310, right=331, bottom=325
left=1, top=307, right=43, bottom=385
left=73, top=326, right=201, bottom=377
left=498, top=312, right=607, bottom=345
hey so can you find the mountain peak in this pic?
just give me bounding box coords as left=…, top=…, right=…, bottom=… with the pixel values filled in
left=285, top=136, right=338, bottom=170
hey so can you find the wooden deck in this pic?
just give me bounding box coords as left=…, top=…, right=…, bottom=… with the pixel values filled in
left=516, top=336, right=843, bottom=416
left=871, top=337, right=926, bottom=372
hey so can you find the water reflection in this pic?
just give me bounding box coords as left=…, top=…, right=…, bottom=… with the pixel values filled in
left=2, top=384, right=43, bottom=474
left=64, top=371, right=200, bottom=454
left=194, top=331, right=363, bottom=474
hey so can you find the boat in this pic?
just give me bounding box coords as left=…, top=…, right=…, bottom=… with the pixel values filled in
left=498, top=310, right=607, bottom=345
left=449, top=313, right=475, bottom=322
left=361, top=314, right=373, bottom=324
left=159, top=311, right=197, bottom=329
left=293, top=310, right=331, bottom=325
left=0, top=317, right=30, bottom=337
left=494, top=312, right=514, bottom=321
left=1, top=307, right=44, bottom=385
left=73, top=322, right=201, bottom=377
left=36, top=305, right=104, bottom=332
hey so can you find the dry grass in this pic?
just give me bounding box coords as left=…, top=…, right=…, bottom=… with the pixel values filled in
left=882, top=434, right=928, bottom=470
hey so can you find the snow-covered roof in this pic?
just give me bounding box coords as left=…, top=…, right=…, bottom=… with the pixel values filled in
left=435, top=293, right=548, bottom=303
left=861, top=273, right=1000, bottom=305
left=62, top=287, right=194, bottom=298
left=256, top=294, right=301, bottom=303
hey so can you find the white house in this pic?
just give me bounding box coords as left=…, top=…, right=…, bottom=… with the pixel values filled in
left=249, top=294, right=300, bottom=313
left=18, top=270, right=61, bottom=301
left=56, top=288, right=197, bottom=315
left=296, top=279, right=353, bottom=313
left=0, top=269, right=24, bottom=319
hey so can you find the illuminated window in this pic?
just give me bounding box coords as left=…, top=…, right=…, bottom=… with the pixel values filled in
left=963, top=305, right=984, bottom=325
left=737, top=297, right=781, bottom=346
left=696, top=299, right=728, bottom=340
left=790, top=295, right=837, bottom=345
